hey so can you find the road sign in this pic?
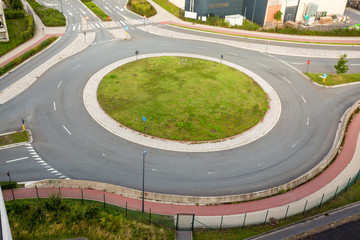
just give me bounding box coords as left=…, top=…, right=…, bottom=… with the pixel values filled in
left=307, top=60, right=310, bottom=64
left=323, top=73, right=327, bottom=78
left=22, top=118, right=25, bottom=124
left=125, top=26, right=128, bottom=30
left=107, top=16, right=110, bottom=20
left=85, top=16, right=89, bottom=20
left=142, top=116, right=146, bottom=122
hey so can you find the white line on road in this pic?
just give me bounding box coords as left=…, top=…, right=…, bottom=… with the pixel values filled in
left=72, top=25, right=76, bottom=31
left=32, top=155, right=39, bottom=158
left=51, top=170, right=58, bottom=173
left=47, top=168, right=55, bottom=171
left=53, top=102, right=56, bottom=111
left=6, top=157, right=29, bottom=163
left=67, top=9, right=73, bottom=16
left=292, top=142, right=298, bottom=148
left=208, top=171, right=216, bottom=175
left=291, top=62, right=304, bottom=65
left=152, top=168, right=160, bottom=172
left=301, top=94, right=307, bottom=104
left=120, top=20, right=125, bottom=25
left=63, top=125, right=72, bottom=135
left=57, top=80, right=62, bottom=88
left=226, top=52, right=238, bottom=56
left=282, top=76, right=291, bottom=83
left=80, top=8, right=86, bottom=15
left=73, top=64, right=81, bottom=70
left=307, top=116, right=310, bottom=126
left=257, top=62, right=267, bottom=68
left=350, top=64, right=360, bottom=66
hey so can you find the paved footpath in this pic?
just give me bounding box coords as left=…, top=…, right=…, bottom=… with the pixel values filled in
left=3, top=112, right=360, bottom=218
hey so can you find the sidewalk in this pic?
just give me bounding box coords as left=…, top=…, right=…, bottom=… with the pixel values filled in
left=0, top=0, right=66, bottom=68
left=147, top=0, right=360, bottom=44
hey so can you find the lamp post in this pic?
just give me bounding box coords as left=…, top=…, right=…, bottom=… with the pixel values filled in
left=142, top=150, right=147, bottom=213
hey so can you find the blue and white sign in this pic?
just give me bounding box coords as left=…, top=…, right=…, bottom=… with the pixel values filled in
left=142, top=116, right=146, bottom=122
left=323, top=73, right=327, bottom=78
left=125, top=26, right=128, bottom=30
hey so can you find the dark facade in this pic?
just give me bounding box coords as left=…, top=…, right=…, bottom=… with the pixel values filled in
left=185, top=0, right=268, bottom=26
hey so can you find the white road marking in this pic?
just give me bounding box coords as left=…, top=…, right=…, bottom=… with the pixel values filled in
left=102, top=153, right=106, bottom=156
left=51, top=170, right=58, bottom=173
left=26, top=146, right=33, bottom=149
left=282, top=76, right=291, bottom=83
left=47, top=168, right=55, bottom=171
left=53, top=102, right=56, bottom=111
left=32, top=155, right=39, bottom=158
left=80, top=8, right=86, bottom=15
left=28, top=149, right=35, bottom=152
left=291, top=62, right=304, bottom=65
left=301, top=95, right=307, bottom=104
left=99, top=22, right=104, bottom=28
left=120, top=8, right=124, bottom=11
left=63, top=125, right=72, bottom=135
left=115, top=5, right=120, bottom=9
left=38, top=161, right=45, bottom=163
left=152, top=168, right=160, bottom=172
left=307, top=116, right=310, bottom=126
left=41, top=163, right=47, bottom=165
left=350, top=64, right=360, bottom=66
left=226, top=52, right=238, bottom=56
left=67, top=9, right=73, bottom=16
left=55, top=173, right=62, bottom=176
left=57, top=80, right=62, bottom=88
left=292, top=142, right=298, bottom=148
left=120, top=20, right=125, bottom=25
left=257, top=62, right=267, bottom=68
left=72, top=25, right=76, bottom=31
left=29, top=152, right=37, bottom=155
left=95, top=22, right=100, bottom=28
left=59, top=176, right=66, bottom=178
left=208, top=171, right=215, bottom=175
left=257, top=163, right=261, bottom=166
left=6, top=157, right=29, bottom=163
left=117, top=11, right=121, bottom=15
left=34, top=158, right=42, bottom=160
left=73, top=64, right=81, bottom=70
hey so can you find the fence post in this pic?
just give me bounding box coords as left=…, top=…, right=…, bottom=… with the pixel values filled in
left=319, top=193, right=325, bottom=208
left=103, top=193, right=106, bottom=208
left=333, top=186, right=339, bottom=200
left=242, top=213, right=247, bottom=229
left=220, top=215, right=223, bottom=230
left=149, top=208, right=151, bottom=224
left=284, top=205, right=289, bottom=220
left=58, top=186, right=61, bottom=198
left=355, top=169, right=360, bottom=183
left=302, top=200, right=308, bottom=215
left=35, top=185, right=39, bottom=198
left=126, top=202, right=128, bottom=217
left=264, top=210, right=269, bottom=225
left=345, top=178, right=351, bottom=192
left=81, top=188, right=83, bottom=204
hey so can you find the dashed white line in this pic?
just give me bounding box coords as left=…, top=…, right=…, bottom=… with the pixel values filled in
left=291, top=62, right=304, bottom=65
left=208, top=171, right=215, bottom=175
left=282, top=76, right=291, bottom=84
left=73, top=64, right=81, bottom=70
left=57, top=80, right=62, bottom=88
left=72, top=25, right=76, bottom=31
left=292, top=142, right=298, bottom=148
left=51, top=170, right=58, bottom=173
left=32, top=155, right=39, bottom=158
left=120, top=20, right=125, bottom=25
left=63, top=125, right=72, bottom=135
left=152, top=168, right=160, bottom=172
left=80, top=8, right=86, bottom=15
left=350, top=64, right=360, bottom=66
left=301, top=94, right=307, bottom=104
left=67, top=9, right=73, bottom=16
left=257, top=62, right=267, bottom=68
left=53, top=101, right=56, bottom=111
left=47, top=168, right=55, bottom=171
left=226, top=52, right=238, bottom=56
left=307, top=116, right=310, bottom=126
left=6, top=157, right=29, bottom=163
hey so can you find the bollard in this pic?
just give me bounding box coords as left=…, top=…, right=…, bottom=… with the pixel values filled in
left=284, top=205, right=289, bottom=220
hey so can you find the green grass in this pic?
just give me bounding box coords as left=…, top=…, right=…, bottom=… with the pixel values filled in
left=27, top=0, right=66, bottom=26
left=82, top=1, right=111, bottom=21
left=0, top=131, right=29, bottom=146
left=0, top=18, right=28, bottom=56
left=305, top=73, right=360, bottom=86
left=5, top=196, right=175, bottom=240
left=194, top=170, right=360, bottom=239
left=152, top=0, right=183, bottom=18
left=97, top=57, right=268, bottom=141
left=128, top=0, right=157, bottom=18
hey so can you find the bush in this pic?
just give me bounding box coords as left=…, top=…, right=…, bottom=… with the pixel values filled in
left=27, top=0, right=66, bottom=26
left=11, top=0, right=23, bottom=10
left=4, top=9, right=26, bottom=19
left=19, top=15, right=35, bottom=42
left=0, top=181, right=17, bottom=190
left=274, top=10, right=282, bottom=21
left=334, top=54, right=349, bottom=74
left=128, top=0, right=156, bottom=18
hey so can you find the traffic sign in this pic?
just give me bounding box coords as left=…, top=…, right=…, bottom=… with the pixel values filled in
left=125, top=26, right=128, bottom=30
left=85, top=16, right=89, bottom=20
left=107, top=16, right=110, bottom=20
left=142, top=116, right=146, bottom=122
left=307, top=60, right=310, bottom=64
left=22, top=118, right=25, bottom=124
left=323, top=73, right=327, bottom=78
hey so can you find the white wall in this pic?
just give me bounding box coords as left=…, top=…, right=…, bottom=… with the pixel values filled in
left=295, top=0, right=347, bottom=21
left=168, top=0, right=185, bottom=10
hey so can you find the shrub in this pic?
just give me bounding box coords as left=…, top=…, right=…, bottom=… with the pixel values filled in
left=11, top=0, right=23, bottom=10
left=4, top=9, right=26, bottom=19
left=128, top=0, right=156, bottom=18
left=334, top=54, right=349, bottom=74
left=0, top=181, right=17, bottom=190
left=27, top=0, right=66, bottom=26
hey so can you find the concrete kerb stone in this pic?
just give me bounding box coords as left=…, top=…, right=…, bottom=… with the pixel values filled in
left=0, top=32, right=96, bottom=104
left=25, top=101, right=360, bottom=206
left=83, top=53, right=281, bottom=152
left=0, top=129, right=33, bottom=150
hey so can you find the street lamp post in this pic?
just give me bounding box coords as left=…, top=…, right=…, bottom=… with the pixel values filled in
left=142, top=150, right=147, bottom=213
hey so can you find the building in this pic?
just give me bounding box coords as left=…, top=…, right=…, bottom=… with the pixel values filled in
left=0, top=0, right=9, bottom=42
left=180, top=0, right=347, bottom=27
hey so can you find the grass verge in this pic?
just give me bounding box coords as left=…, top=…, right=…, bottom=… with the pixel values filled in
left=5, top=196, right=175, bottom=240
left=0, top=131, right=29, bottom=146
left=152, top=0, right=181, bottom=17
left=27, top=0, right=66, bottom=26
left=127, top=0, right=156, bottom=18
left=97, top=56, right=268, bottom=141
left=0, top=36, right=58, bottom=76
left=81, top=0, right=111, bottom=21
left=305, top=73, right=360, bottom=86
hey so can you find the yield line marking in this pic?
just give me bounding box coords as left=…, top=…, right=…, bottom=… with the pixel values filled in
left=63, top=125, right=72, bottom=135
left=53, top=102, right=56, bottom=111
left=301, top=94, right=307, bottom=104
left=282, top=76, right=291, bottom=83
left=6, top=157, right=29, bottom=163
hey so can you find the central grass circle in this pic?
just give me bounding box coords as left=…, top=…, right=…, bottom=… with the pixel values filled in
left=97, top=56, right=268, bottom=141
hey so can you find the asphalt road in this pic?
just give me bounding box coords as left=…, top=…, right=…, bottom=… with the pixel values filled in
left=1, top=0, right=360, bottom=196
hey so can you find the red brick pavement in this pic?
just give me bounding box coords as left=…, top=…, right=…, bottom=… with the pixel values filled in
left=3, top=113, right=360, bottom=216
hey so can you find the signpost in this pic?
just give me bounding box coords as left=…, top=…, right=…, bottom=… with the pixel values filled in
left=22, top=118, right=25, bottom=130
left=220, top=54, right=223, bottom=64
left=323, top=73, right=327, bottom=83
left=135, top=50, right=139, bottom=61
left=107, top=16, right=110, bottom=26
left=125, top=26, right=128, bottom=39
left=142, top=116, right=146, bottom=132
left=306, top=60, right=310, bottom=73
left=85, top=16, right=89, bottom=29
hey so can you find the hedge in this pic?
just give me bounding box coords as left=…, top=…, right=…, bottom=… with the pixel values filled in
left=0, top=36, right=58, bottom=76
left=128, top=0, right=156, bottom=18
left=27, top=0, right=66, bottom=26
left=4, top=9, right=26, bottom=19
left=0, top=182, right=17, bottom=190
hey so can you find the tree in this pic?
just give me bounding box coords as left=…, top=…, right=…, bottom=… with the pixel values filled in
left=334, top=54, right=349, bottom=74
left=11, top=0, right=24, bottom=10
